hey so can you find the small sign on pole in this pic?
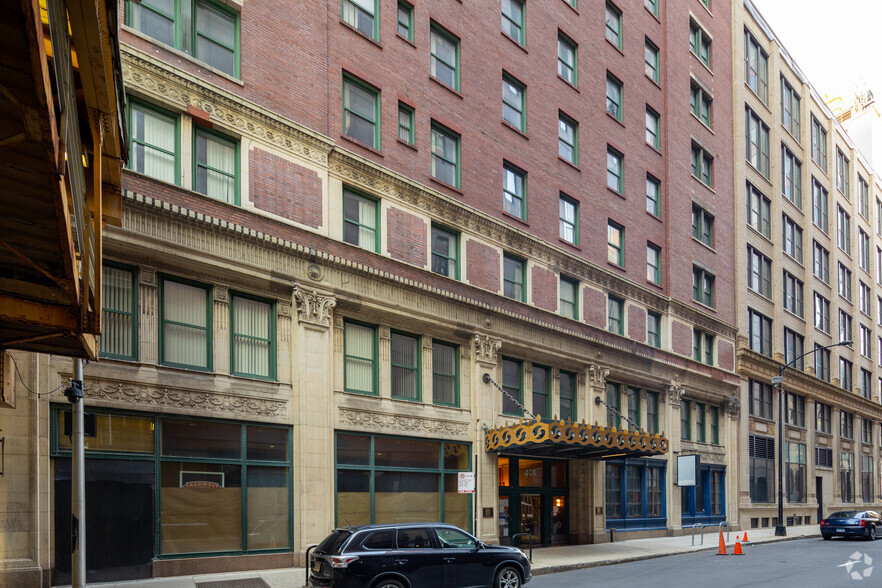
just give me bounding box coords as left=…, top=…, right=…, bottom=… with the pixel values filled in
left=458, top=472, right=476, bottom=494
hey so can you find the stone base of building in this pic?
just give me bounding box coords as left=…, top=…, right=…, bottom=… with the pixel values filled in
left=0, top=567, right=48, bottom=588
left=152, top=552, right=296, bottom=578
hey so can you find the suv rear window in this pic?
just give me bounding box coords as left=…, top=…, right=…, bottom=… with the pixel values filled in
left=316, top=530, right=352, bottom=555
left=361, top=530, right=396, bottom=550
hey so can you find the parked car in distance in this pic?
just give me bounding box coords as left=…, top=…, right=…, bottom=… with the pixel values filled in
left=308, top=522, right=531, bottom=588
left=820, top=510, right=882, bottom=540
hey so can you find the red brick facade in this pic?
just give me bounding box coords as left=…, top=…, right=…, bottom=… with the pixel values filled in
left=531, top=265, right=557, bottom=312
left=250, top=149, right=323, bottom=228
left=386, top=207, right=427, bottom=266
left=466, top=239, right=500, bottom=293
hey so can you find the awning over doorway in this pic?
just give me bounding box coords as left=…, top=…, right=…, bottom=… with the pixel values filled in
left=484, top=416, right=668, bottom=459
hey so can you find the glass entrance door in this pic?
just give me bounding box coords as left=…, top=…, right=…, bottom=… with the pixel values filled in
left=551, top=496, right=567, bottom=544
left=519, top=494, right=541, bottom=544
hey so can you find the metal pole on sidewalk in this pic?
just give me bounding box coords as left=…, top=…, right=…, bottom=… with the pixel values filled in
left=67, top=359, right=86, bottom=587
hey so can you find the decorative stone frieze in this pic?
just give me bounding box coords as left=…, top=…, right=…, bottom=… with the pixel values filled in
left=339, top=408, right=469, bottom=438
left=473, top=334, right=502, bottom=365
left=139, top=267, right=156, bottom=286
left=214, top=286, right=229, bottom=303
left=293, top=286, right=337, bottom=328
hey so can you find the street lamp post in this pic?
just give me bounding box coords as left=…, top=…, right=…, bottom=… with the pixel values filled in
left=772, top=339, right=852, bottom=537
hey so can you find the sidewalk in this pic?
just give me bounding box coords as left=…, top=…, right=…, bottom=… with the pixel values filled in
left=80, top=525, right=820, bottom=588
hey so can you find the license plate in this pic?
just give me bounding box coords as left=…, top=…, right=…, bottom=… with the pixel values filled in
left=312, top=561, right=322, bottom=572
left=836, top=529, right=845, bottom=533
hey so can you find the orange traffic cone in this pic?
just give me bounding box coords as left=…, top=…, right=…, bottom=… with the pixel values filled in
left=716, top=529, right=728, bottom=555
left=733, top=538, right=744, bottom=555
left=742, top=530, right=751, bottom=544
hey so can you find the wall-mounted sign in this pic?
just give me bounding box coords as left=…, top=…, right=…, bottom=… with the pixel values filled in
left=180, top=471, right=224, bottom=488
left=677, top=454, right=698, bottom=487
left=458, top=472, right=475, bottom=493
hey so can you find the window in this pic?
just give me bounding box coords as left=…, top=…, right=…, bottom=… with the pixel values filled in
left=193, top=127, right=238, bottom=203
left=691, top=142, right=713, bottom=187
left=812, top=179, right=828, bottom=232
left=838, top=312, right=853, bottom=352
left=560, top=370, right=576, bottom=422
left=840, top=451, right=855, bottom=502
left=558, top=113, right=578, bottom=164
left=784, top=329, right=804, bottom=371
left=816, top=402, right=831, bottom=433
left=646, top=175, right=661, bottom=216
left=532, top=365, right=549, bottom=418
left=398, top=103, right=414, bottom=144
left=839, top=357, right=853, bottom=392
left=397, top=1, right=413, bottom=40
left=746, top=183, right=771, bottom=238
left=690, top=82, right=712, bottom=127
left=744, top=29, right=768, bottom=102
left=646, top=391, right=659, bottom=433
left=786, top=442, right=807, bottom=503
left=841, top=411, right=854, bottom=439
left=837, top=263, right=852, bottom=301
left=862, top=420, right=872, bottom=444
left=231, top=294, right=274, bottom=379
left=431, top=123, right=460, bottom=187
left=861, top=456, right=874, bottom=503
left=608, top=296, right=624, bottom=335
left=647, top=312, right=661, bottom=348
left=606, top=148, right=623, bottom=193
left=646, top=107, right=660, bottom=149
left=502, top=74, right=526, bottom=132
left=558, top=34, right=577, bottom=85
left=431, top=225, right=458, bottom=279
left=128, top=100, right=178, bottom=184
left=626, top=387, right=641, bottom=431
left=430, top=26, right=459, bottom=90
left=345, top=321, right=377, bottom=395
left=695, top=402, right=705, bottom=442
left=692, top=205, right=713, bottom=247
left=814, top=293, right=830, bottom=333
left=748, top=309, right=772, bottom=356
left=709, top=406, right=719, bottom=444
left=503, top=164, right=526, bottom=219
left=859, top=176, right=870, bottom=219
left=782, top=215, right=803, bottom=263
left=781, top=146, right=802, bottom=208
left=836, top=148, right=850, bottom=197
left=781, top=77, right=800, bottom=138
left=101, top=264, right=137, bottom=361
left=749, top=379, right=772, bottom=419
left=813, top=241, right=829, bottom=283
left=692, top=266, right=714, bottom=307
left=503, top=254, right=526, bottom=302
left=681, top=399, right=691, bottom=441
left=605, top=2, right=622, bottom=48
left=878, top=201, right=882, bottom=236
left=342, top=0, right=378, bottom=39
left=859, top=229, right=870, bottom=271
left=690, top=20, right=711, bottom=68
left=860, top=281, right=871, bottom=317
left=837, top=206, right=851, bottom=254
left=559, top=194, right=578, bottom=244
left=645, top=0, right=658, bottom=16
left=126, top=0, right=239, bottom=76
left=606, top=75, right=623, bottom=121
left=160, top=277, right=210, bottom=370
left=560, top=276, right=578, bottom=320
left=814, top=345, right=831, bottom=382
left=343, top=188, right=379, bottom=252
left=783, top=271, right=804, bottom=317
left=606, top=382, right=622, bottom=428
left=342, top=76, right=380, bottom=149
left=501, top=0, right=525, bottom=45
left=747, top=246, right=771, bottom=298
left=785, top=396, right=804, bottom=428
left=607, top=221, right=624, bottom=266
left=811, top=115, right=827, bottom=171
left=749, top=435, right=774, bottom=503
left=433, top=341, right=458, bottom=406
left=502, top=358, right=523, bottom=415
left=861, top=368, right=872, bottom=399
left=647, top=243, right=662, bottom=285
left=746, top=108, right=770, bottom=177
left=645, top=39, right=659, bottom=82
left=693, top=329, right=714, bottom=365
left=390, top=332, right=420, bottom=400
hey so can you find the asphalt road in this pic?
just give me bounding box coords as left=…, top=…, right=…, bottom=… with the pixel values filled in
left=527, top=536, right=882, bottom=587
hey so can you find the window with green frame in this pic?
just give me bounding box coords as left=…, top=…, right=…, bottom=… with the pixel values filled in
left=503, top=253, right=526, bottom=302
left=607, top=220, right=624, bottom=266
left=231, top=294, right=275, bottom=380
left=695, top=402, right=706, bottom=442
left=501, top=0, right=525, bottom=45
left=431, top=123, right=460, bottom=187
left=52, top=409, right=292, bottom=554
left=647, top=311, right=661, bottom=348
left=646, top=390, right=659, bottom=433
left=693, top=329, right=714, bottom=365
left=558, top=33, right=576, bottom=86
left=502, top=74, right=526, bottom=132
left=125, top=0, right=239, bottom=77
left=391, top=331, right=420, bottom=401
left=398, top=102, right=414, bottom=145
left=690, top=83, right=712, bottom=127
left=692, top=204, right=714, bottom=247
left=606, top=147, right=623, bottom=193
left=503, top=163, right=526, bottom=219
left=560, top=275, right=578, bottom=320
left=626, top=386, right=640, bottom=430
left=559, top=193, right=578, bottom=244
left=160, top=276, right=211, bottom=370
left=502, top=357, right=523, bottom=416
left=646, top=174, right=660, bottom=216
left=692, top=266, right=714, bottom=307
left=431, top=225, right=458, bottom=279
left=606, top=382, right=621, bottom=427
left=128, top=99, right=178, bottom=185
left=559, top=370, right=576, bottom=422
left=605, top=2, right=622, bottom=48
left=532, top=364, right=550, bottom=418
left=101, top=263, right=138, bottom=361
left=430, top=25, right=459, bottom=91
left=645, top=107, right=660, bottom=149
left=344, top=321, right=377, bottom=395
left=647, top=242, right=661, bottom=285
left=397, top=1, right=413, bottom=40
left=645, top=39, right=659, bottom=82
left=335, top=433, right=471, bottom=530
left=558, top=113, right=578, bottom=165
left=690, top=20, right=711, bottom=69
left=342, top=0, right=378, bottom=39
left=681, top=399, right=692, bottom=440
left=343, top=187, right=379, bottom=252
left=709, top=405, right=719, bottom=444
left=645, top=0, right=658, bottom=16
left=194, top=127, right=238, bottom=204
left=343, top=75, right=380, bottom=149
left=608, top=295, right=624, bottom=335
left=606, top=74, right=622, bottom=120
left=691, top=142, right=713, bottom=187
left=432, top=340, right=458, bottom=406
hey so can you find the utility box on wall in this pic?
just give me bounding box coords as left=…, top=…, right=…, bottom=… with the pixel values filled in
left=0, top=351, right=13, bottom=409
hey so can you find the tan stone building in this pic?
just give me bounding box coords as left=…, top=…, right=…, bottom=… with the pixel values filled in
left=733, top=0, right=882, bottom=531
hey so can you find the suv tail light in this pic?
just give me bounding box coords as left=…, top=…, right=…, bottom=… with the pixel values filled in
left=330, top=555, right=360, bottom=568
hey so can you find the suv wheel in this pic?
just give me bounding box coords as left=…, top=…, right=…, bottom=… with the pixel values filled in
left=495, top=566, right=521, bottom=588
left=374, top=579, right=405, bottom=588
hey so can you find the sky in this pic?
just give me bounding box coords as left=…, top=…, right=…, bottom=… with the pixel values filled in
left=750, top=0, right=882, bottom=109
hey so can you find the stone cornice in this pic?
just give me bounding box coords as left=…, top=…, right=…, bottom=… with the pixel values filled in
left=338, top=407, right=470, bottom=438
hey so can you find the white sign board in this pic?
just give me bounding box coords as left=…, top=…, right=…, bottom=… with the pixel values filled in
left=677, top=454, right=698, bottom=487
left=458, top=472, right=475, bottom=493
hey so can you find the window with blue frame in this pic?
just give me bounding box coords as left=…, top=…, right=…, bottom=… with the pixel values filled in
left=681, top=464, right=725, bottom=526
left=605, top=458, right=666, bottom=529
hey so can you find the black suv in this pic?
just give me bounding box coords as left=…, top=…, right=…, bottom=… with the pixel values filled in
left=308, top=522, right=531, bottom=588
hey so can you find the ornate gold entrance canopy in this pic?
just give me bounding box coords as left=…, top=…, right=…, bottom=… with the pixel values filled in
left=484, top=416, right=669, bottom=459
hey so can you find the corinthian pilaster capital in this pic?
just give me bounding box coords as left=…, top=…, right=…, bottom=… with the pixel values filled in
left=293, top=286, right=337, bottom=328
left=587, top=364, right=610, bottom=388
left=666, top=384, right=685, bottom=407
left=473, top=333, right=502, bottom=365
